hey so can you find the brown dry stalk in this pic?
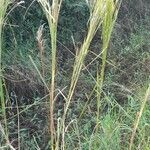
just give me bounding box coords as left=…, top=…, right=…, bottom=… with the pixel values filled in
left=36, top=24, right=45, bottom=78
left=37, top=0, right=62, bottom=148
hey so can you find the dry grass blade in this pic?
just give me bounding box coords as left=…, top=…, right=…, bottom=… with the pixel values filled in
left=0, top=122, right=16, bottom=150
left=37, top=0, right=62, bottom=149
left=65, top=0, right=106, bottom=116
left=36, top=24, right=46, bottom=77
left=129, top=84, right=150, bottom=150
left=96, top=0, right=121, bottom=125
left=60, top=0, right=122, bottom=149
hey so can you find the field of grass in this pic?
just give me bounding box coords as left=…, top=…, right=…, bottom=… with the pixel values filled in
left=0, top=0, right=150, bottom=149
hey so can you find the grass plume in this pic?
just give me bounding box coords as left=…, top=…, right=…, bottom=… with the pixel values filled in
left=96, top=0, right=121, bottom=126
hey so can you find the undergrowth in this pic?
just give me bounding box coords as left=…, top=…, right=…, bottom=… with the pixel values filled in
left=0, top=0, right=150, bottom=150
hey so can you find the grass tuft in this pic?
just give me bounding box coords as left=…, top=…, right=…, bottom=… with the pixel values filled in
left=0, top=0, right=11, bottom=144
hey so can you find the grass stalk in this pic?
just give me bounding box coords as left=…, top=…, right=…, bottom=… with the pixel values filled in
left=96, top=0, right=121, bottom=126
left=62, top=0, right=118, bottom=148
left=129, top=84, right=150, bottom=150
left=0, top=0, right=11, bottom=139
left=63, top=0, right=106, bottom=121
left=37, top=0, right=62, bottom=148
left=38, top=0, right=121, bottom=148
left=62, top=0, right=121, bottom=139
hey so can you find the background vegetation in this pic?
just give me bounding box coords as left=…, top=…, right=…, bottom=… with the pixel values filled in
left=0, top=0, right=150, bottom=149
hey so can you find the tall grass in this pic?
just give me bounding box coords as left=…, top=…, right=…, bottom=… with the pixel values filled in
left=96, top=0, right=121, bottom=126
left=0, top=0, right=11, bottom=138
left=0, top=1, right=25, bottom=149
left=63, top=1, right=121, bottom=147
left=0, top=0, right=149, bottom=149
left=129, top=83, right=150, bottom=150
left=38, top=0, right=121, bottom=149
left=37, top=0, right=62, bottom=149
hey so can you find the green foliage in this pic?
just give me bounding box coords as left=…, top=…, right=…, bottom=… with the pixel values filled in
left=4, top=0, right=89, bottom=47
left=4, top=1, right=42, bottom=46
left=58, top=0, right=89, bottom=45
left=0, top=0, right=150, bottom=149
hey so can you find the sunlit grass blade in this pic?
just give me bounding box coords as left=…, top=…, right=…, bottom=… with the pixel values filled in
left=96, top=0, right=121, bottom=124
left=61, top=0, right=119, bottom=148
left=64, top=0, right=106, bottom=119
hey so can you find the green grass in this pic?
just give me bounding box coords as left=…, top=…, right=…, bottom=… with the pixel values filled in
left=0, top=0, right=11, bottom=148
left=0, top=0, right=150, bottom=149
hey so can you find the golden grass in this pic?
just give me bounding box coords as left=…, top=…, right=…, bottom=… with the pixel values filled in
left=38, top=0, right=121, bottom=149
